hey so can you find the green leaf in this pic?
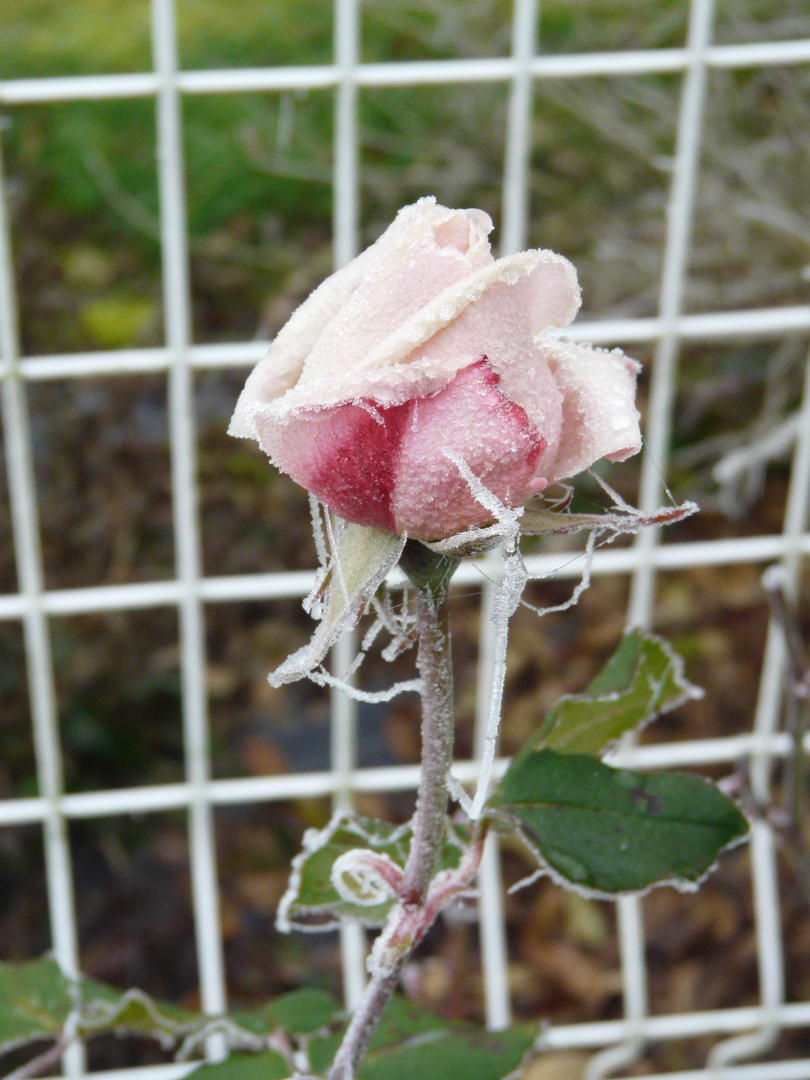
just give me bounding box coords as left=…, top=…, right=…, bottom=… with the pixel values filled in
left=0, top=959, right=346, bottom=1079
left=270, top=520, right=405, bottom=686
left=0, top=958, right=200, bottom=1053
left=533, top=629, right=700, bottom=756
left=0, top=957, right=72, bottom=1050
left=358, top=1024, right=535, bottom=1080
left=307, top=995, right=451, bottom=1075
left=76, top=984, right=199, bottom=1041
left=188, top=1050, right=290, bottom=1080
left=369, top=995, right=449, bottom=1049
left=488, top=750, right=749, bottom=894
left=279, top=812, right=471, bottom=930
left=232, top=988, right=341, bottom=1037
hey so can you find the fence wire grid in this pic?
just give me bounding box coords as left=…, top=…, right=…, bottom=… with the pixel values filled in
left=1, top=0, right=810, bottom=1077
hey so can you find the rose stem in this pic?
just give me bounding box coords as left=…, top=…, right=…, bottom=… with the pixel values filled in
left=326, top=545, right=458, bottom=1080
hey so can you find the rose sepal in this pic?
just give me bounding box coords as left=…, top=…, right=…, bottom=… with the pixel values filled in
left=269, top=515, right=405, bottom=686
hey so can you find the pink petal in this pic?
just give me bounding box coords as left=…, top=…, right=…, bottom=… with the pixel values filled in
left=254, top=399, right=407, bottom=533
left=255, top=360, right=549, bottom=541
left=397, top=272, right=567, bottom=466
left=270, top=247, right=580, bottom=421
left=392, top=361, right=547, bottom=539
left=229, top=241, right=375, bottom=437
left=231, top=197, right=496, bottom=435
left=536, top=337, right=642, bottom=482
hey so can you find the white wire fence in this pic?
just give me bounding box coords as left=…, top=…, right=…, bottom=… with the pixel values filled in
left=1, top=0, right=809, bottom=1077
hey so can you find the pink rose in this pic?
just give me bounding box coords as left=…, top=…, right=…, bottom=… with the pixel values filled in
left=230, top=198, right=641, bottom=542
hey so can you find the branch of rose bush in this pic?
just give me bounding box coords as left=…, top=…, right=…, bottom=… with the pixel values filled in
left=371, top=828, right=486, bottom=970
left=326, top=827, right=486, bottom=1080
left=3, top=1033, right=72, bottom=1080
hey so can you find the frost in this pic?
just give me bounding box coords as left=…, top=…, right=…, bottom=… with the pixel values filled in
left=470, top=538, right=527, bottom=820
left=331, top=850, right=403, bottom=906
left=520, top=528, right=598, bottom=620
left=441, top=449, right=522, bottom=535
left=309, top=668, right=421, bottom=703
left=269, top=511, right=405, bottom=687
left=436, top=449, right=528, bottom=819
left=309, top=493, right=329, bottom=570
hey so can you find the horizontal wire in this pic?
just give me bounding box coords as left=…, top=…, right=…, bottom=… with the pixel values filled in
left=2, top=37, right=810, bottom=104
left=17, top=1001, right=810, bottom=1080
left=1, top=728, right=806, bottom=827
left=0, top=305, right=806, bottom=384
left=2, top=305, right=808, bottom=383
left=0, top=531, right=807, bottom=622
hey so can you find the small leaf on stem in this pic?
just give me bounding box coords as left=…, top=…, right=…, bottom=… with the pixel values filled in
left=278, top=812, right=472, bottom=930
left=185, top=1051, right=290, bottom=1080
left=0, top=957, right=72, bottom=1050
left=531, top=629, right=701, bottom=756
left=519, top=498, right=698, bottom=537
left=231, top=988, right=342, bottom=1037
left=357, top=1023, right=536, bottom=1080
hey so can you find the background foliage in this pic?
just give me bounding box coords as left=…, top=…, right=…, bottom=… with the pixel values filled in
left=1, top=0, right=809, bottom=1076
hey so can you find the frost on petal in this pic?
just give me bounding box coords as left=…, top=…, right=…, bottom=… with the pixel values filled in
left=229, top=245, right=378, bottom=438
left=230, top=197, right=493, bottom=438
left=274, top=248, right=580, bottom=415
left=414, top=273, right=567, bottom=465
left=284, top=200, right=495, bottom=399
left=537, top=337, right=642, bottom=482
left=392, top=361, right=547, bottom=540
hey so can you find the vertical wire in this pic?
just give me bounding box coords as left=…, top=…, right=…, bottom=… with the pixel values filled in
left=0, top=117, right=85, bottom=1078
left=470, top=0, right=541, bottom=1032
left=500, top=0, right=538, bottom=257
left=151, top=0, right=227, bottom=1032
left=332, top=0, right=365, bottom=1009
left=332, top=630, right=367, bottom=1011
left=709, top=347, right=810, bottom=1071
left=587, top=1, right=717, bottom=1076
left=334, top=0, right=359, bottom=268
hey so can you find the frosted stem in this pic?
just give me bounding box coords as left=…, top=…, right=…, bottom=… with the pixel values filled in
left=327, top=553, right=456, bottom=1080
left=325, top=964, right=404, bottom=1080
left=402, top=583, right=455, bottom=897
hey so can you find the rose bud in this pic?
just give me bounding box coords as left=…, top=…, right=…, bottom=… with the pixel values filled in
left=230, top=197, right=641, bottom=542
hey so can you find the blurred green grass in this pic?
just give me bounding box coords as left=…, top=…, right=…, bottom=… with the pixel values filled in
left=3, top=0, right=809, bottom=358
left=1, top=0, right=688, bottom=354
left=3, top=0, right=808, bottom=354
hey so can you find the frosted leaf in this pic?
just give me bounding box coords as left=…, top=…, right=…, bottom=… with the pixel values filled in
left=331, top=850, right=403, bottom=907
left=278, top=810, right=472, bottom=932
left=520, top=469, right=698, bottom=539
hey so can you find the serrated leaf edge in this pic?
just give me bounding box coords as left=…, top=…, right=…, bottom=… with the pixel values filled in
left=277, top=811, right=415, bottom=933
left=487, top=770, right=749, bottom=902
left=539, top=629, right=703, bottom=755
